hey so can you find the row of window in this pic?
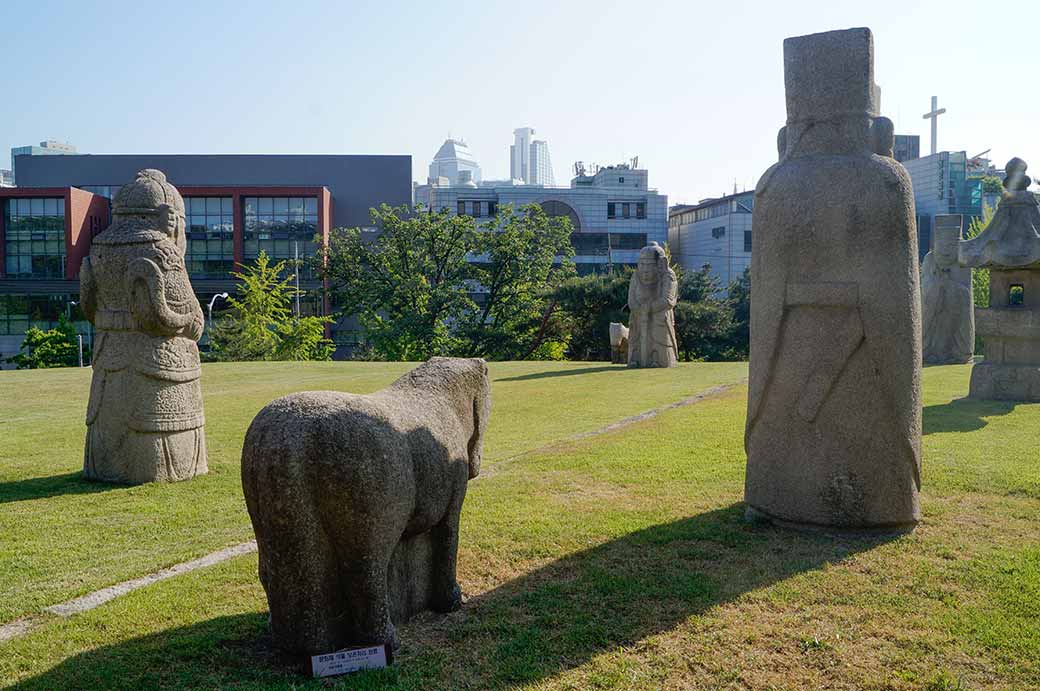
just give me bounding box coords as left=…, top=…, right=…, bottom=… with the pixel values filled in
left=671, top=196, right=755, bottom=227
left=607, top=202, right=646, bottom=220
left=3, top=198, right=66, bottom=279
left=457, top=200, right=499, bottom=218
left=570, top=233, right=649, bottom=256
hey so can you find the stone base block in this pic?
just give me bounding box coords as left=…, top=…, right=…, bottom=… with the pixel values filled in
left=744, top=504, right=918, bottom=535
left=968, top=362, right=1040, bottom=402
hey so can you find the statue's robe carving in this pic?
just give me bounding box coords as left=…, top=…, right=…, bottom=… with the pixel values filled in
left=627, top=244, right=678, bottom=368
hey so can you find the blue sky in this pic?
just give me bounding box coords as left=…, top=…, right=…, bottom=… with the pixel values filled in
left=2, top=0, right=1037, bottom=204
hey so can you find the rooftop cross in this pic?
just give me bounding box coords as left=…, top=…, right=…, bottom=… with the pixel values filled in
left=922, top=95, right=946, bottom=156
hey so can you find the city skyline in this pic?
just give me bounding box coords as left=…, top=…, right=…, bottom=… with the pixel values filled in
left=2, top=0, right=1038, bottom=206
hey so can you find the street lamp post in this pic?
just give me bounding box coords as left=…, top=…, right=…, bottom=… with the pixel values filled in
left=67, top=300, right=84, bottom=367
left=208, top=293, right=230, bottom=327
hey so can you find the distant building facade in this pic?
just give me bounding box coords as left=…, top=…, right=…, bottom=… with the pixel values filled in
left=668, top=191, right=753, bottom=288
left=0, top=170, right=12, bottom=187
left=428, top=138, right=481, bottom=186
left=903, top=151, right=1002, bottom=261
left=415, top=163, right=666, bottom=274
left=893, top=134, right=920, bottom=163
left=509, top=127, right=555, bottom=185
left=10, top=140, right=78, bottom=184
left=2, top=153, right=411, bottom=362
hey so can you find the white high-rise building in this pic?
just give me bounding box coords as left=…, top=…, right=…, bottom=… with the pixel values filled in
left=428, top=138, right=481, bottom=185
left=509, top=127, right=555, bottom=185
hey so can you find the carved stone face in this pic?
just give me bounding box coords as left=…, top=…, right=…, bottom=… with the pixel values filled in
left=637, top=257, right=659, bottom=284
left=934, top=230, right=959, bottom=267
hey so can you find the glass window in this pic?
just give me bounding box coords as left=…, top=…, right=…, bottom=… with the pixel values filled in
left=622, top=203, right=630, bottom=219
left=608, top=233, right=647, bottom=250
left=182, top=197, right=234, bottom=279
left=242, top=196, right=320, bottom=279
left=1010, top=284, right=1024, bottom=306
left=570, top=232, right=609, bottom=256
left=457, top=201, right=466, bottom=216
left=607, top=202, right=616, bottom=219
left=636, top=202, right=646, bottom=219
left=711, top=226, right=726, bottom=239
left=744, top=231, right=752, bottom=253
left=3, top=198, right=66, bottom=279
left=488, top=201, right=497, bottom=217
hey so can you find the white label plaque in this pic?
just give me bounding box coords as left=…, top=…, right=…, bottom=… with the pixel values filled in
left=311, top=644, right=388, bottom=678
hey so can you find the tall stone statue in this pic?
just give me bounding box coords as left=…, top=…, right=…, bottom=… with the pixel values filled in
left=959, top=157, right=1040, bottom=401
left=80, top=169, right=208, bottom=484
left=627, top=242, right=678, bottom=368
left=922, top=217, right=975, bottom=364
left=745, top=28, right=922, bottom=530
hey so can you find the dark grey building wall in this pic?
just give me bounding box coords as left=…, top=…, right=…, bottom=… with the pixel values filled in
left=14, top=154, right=411, bottom=228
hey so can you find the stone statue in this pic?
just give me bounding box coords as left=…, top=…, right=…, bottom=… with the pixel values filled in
left=922, top=218, right=975, bottom=364
left=80, top=169, right=207, bottom=484
left=745, top=28, right=922, bottom=531
left=627, top=243, right=678, bottom=368
left=959, top=157, right=1040, bottom=401
left=609, top=322, right=629, bottom=364
left=241, top=357, right=491, bottom=655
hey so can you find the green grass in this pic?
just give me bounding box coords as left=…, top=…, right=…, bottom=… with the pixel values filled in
left=2, top=361, right=1039, bottom=690
left=0, top=360, right=745, bottom=623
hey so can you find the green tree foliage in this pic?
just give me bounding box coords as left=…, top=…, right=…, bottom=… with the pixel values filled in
left=550, top=270, right=631, bottom=361
left=463, top=204, right=575, bottom=359
left=322, top=204, right=476, bottom=360
left=965, top=204, right=994, bottom=308
left=320, top=203, right=574, bottom=361
left=979, top=176, right=1004, bottom=195
left=7, top=315, right=83, bottom=369
left=551, top=264, right=752, bottom=363
left=208, top=251, right=333, bottom=362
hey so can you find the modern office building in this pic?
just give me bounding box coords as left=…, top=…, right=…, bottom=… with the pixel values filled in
left=415, top=162, right=666, bottom=274
left=893, top=134, right=920, bottom=163
left=509, top=127, right=555, bottom=185
left=0, top=170, right=12, bottom=187
left=902, top=151, right=1000, bottom=261
left=428, top=138, right=481, bottom=186
left=668, top=191, right=753, bottom=288
left=1, top=153, right=411, bottom=363
left=10, top=140, right=78, bottom=184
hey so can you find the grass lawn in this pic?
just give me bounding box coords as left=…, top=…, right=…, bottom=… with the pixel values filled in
left=1, top=361, right=1038, bottom=689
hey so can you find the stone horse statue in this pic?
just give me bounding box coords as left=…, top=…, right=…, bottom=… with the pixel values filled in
left=241, top=357, right=491, bottom=655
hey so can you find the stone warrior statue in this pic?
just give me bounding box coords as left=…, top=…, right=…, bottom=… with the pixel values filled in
left=745, top=28, right=922, bottom=530
left=80, top=169, right=208, bottom=484
left=627, top=242, right=678, bottom=368
left=921, top=219, right=974, bottom=364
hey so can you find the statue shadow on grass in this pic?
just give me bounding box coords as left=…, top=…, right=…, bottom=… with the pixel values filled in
left=11, top=503, right=902, bottom=690
left=0, top=471, right=123, bottom=505
left=923, top=397, right=1017, bottom=435
left=497, top=365, right=623, bottom=382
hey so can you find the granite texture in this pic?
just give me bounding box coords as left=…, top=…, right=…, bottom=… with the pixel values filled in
left=241, top=357, right=491, bottom=655
left=960, top=158, right=1040, bottom=401
left=79, top=169, right=207, bottom=484
left=609, top=322, right=629, bottom=364
left=922, top=222, right=975, bottom=364
left=627, top=243, right=678, bottom=368
left=745, top=28, right=922, bottom=531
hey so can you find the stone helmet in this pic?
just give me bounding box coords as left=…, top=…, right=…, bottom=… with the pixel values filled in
left=113, top=169, right=185, bottom=236
left=639, top=242, right=667, bottom=263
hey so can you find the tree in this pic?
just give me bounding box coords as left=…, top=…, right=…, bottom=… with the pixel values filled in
left=208, top=251, right=334, bottom=362
left=461, top=204, right=575, bottom=359
left=723, top=268, right=751, bottom=360
left=320, top=203, right=574, bottom=361
left=321, top=204, right=477, bottom=360
left=7, top=315, right=83, bottom=369
left=979, top=176, right=1004, bottom=195
left=965, top=203, right=995, bottom=308
left=674, top=300, right=733, bottom=361
left=549, top=270, right=631, bottom=361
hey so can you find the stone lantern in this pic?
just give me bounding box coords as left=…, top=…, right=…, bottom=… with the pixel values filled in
left=959, top=157, right=1040, bottom=401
